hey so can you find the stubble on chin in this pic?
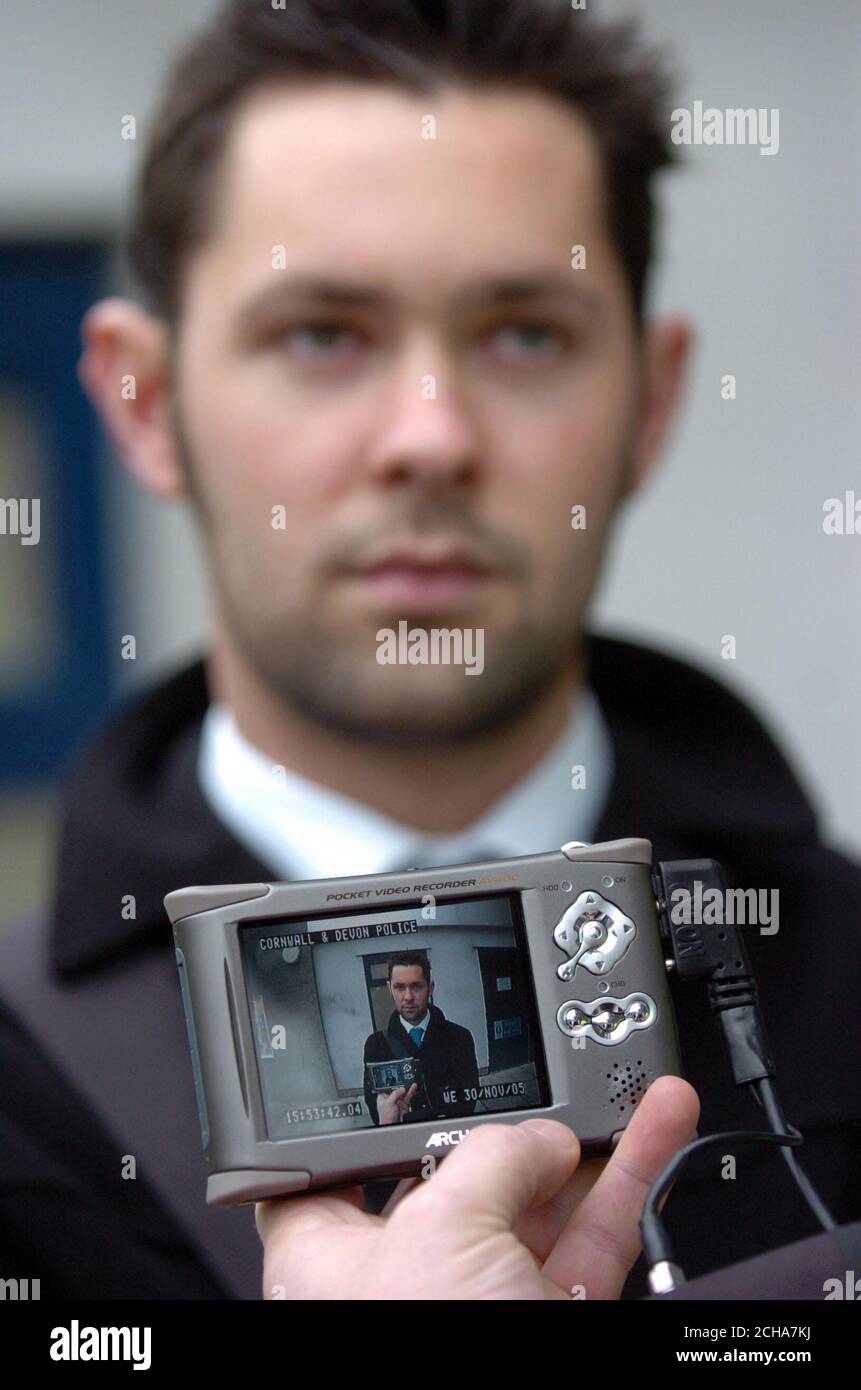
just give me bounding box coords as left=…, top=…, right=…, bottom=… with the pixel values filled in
left=228, top=610, right=579, bottom=749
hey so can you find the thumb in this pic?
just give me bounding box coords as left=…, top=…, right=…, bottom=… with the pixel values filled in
left=428, top=1120, right=581, bottom=1229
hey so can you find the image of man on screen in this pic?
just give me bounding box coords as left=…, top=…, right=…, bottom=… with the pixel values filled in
left=363, top=953, right=480, bottom=1126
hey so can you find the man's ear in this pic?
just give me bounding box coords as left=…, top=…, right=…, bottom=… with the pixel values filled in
left=77, top=297, right=188, bottom=500
left=625, top=315, right=694, bottom=498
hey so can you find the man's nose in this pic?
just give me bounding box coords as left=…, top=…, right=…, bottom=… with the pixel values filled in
left=363, top=337, right=481, bottom=488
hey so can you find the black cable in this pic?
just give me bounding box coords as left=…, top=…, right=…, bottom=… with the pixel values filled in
left=751, top=1076, right=837, bottom=1231
left=640, top=1126, right=805, bottom=1276
left=643, top=858, right=839, bottom=1290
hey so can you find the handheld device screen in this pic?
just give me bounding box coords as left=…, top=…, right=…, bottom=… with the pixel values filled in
left=240, top=893, right=551, bottom=1140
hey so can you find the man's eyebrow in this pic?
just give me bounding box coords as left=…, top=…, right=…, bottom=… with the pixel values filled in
left=455, top=276, right=603, bottom=313
left=234, top=273, right=603, bottom=326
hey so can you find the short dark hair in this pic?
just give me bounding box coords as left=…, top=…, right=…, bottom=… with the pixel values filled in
left=126, top=0, right=678, bottom=328
left=388, top=952, right=431, bottom=985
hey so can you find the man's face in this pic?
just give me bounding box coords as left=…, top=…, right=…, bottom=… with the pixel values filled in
left=170, top=80, right=644, bottom=743
left=388, top=965, right=431, bottom=1022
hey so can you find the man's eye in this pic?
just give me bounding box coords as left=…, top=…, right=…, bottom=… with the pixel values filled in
left=280, top=323, right=358, bottom=357
left=488, top=323, right=569, bottom=360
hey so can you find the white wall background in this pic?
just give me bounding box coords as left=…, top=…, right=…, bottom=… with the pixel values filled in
left=2, top=0, right=858, bottom=853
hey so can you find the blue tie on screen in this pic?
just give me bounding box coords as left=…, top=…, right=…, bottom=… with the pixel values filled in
left=409, top=1027, right=424, bottom=1047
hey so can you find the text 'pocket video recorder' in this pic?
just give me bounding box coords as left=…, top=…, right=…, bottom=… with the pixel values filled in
left=164, top=837, right=681, bottom=1206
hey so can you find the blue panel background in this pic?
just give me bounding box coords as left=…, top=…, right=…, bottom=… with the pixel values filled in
left=0, top=242, right=113, bottom=782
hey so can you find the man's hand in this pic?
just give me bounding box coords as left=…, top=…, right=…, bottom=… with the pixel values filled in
left=377, top=1082, right=419, bottom=1125
left=256, top=1075, right=699, bottom=1299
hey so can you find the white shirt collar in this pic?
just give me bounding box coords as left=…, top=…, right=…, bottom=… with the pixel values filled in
left=400, top=1011, right=430, bottom=1036
left=197, top=685, right=613, bottom=881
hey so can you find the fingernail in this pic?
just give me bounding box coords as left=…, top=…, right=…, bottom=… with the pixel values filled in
left=519, top=1118, right=565, bottom=1141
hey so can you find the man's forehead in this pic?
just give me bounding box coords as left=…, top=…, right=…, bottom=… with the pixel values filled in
left=390, top=965, right=427, bottom=981
left=197, top=78, right=611, bottom=297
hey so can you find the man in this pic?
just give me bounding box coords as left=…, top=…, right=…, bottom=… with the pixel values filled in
left=363, top=954, right=480, bottom=1125
left=0, top=0, right=857, bottom=1301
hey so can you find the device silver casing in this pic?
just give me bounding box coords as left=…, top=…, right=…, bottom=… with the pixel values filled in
left=165, top=838, right=681, bottom=1206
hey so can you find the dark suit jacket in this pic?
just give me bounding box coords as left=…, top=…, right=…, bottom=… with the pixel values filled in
left=363, top=1003, right=480, bottom=1124
left=0, top=631, right=859, bottom=1299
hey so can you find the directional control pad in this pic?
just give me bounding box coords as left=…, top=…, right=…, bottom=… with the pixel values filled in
left=553, top=891, right=636, bottom=981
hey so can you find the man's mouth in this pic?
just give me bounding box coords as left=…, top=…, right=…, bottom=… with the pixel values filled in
left=341, top=539, right=498, bottom=610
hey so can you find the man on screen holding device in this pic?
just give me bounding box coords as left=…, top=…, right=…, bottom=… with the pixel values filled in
left=363, top=953, right=480, bottom=1124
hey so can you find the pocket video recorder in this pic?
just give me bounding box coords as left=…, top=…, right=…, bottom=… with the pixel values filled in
left=165, top=837, right=681, bottom=1206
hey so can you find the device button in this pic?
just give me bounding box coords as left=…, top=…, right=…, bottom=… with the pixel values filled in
left=556, top=993, right=656, bottom=1045
left=553, top=891, right=636, bottom=980
left=558, top=1004, right=590, bottom=1033
left=561, top=838, right=652, bottom=864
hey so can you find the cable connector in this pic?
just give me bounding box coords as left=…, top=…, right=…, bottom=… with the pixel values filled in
left=653, top=858, right=776, bottom=1085
left=641, top=857, right=835, bottom=1289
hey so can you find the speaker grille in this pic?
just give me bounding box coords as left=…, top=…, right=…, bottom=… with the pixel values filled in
left=606, top=1059, right=648, bottom=1114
